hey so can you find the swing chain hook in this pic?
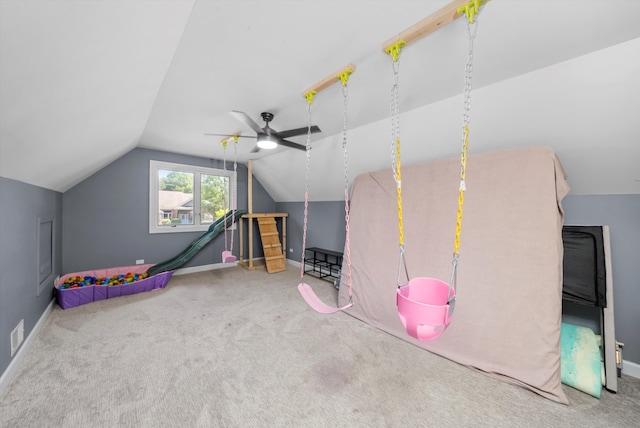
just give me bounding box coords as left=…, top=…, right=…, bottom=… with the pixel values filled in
left=305, top=91, right=316, bottom=106
left=385, top=40, right=406, bottom=64
left=458, top=0, right=483, bottom=25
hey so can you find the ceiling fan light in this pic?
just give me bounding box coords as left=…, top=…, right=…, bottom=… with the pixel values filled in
left=257, top=136, right=277, bottom=149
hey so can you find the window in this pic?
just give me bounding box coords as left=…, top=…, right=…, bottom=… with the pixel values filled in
left=149, top=160, right=236, bottom=234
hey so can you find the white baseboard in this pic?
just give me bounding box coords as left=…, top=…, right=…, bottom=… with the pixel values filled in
left=175, top=258, right=303, bottom=275
left=287, top=259, right=302, bottom=268
left=623, top=360, right=640, bottom=380
left=0, top=299, right=55, bottom=397
left=174, top=261, right=238, bottom=276
left=174, top=258, right=278, bottom=276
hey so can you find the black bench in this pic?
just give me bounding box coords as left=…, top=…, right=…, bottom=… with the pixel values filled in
left=304, top=247, right=343, bottom=287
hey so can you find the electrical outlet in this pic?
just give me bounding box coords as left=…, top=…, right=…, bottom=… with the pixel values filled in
left=289, top=248, right=293, bottom=253
left=11, top=319, right=24, bottom=357
left=136, top=259, right=144, bottom=265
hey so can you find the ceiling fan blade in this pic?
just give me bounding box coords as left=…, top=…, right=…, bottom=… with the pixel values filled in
left=278, top=139, right=307, bottom=152
left=230, top=110, right=264, bottom=135
left=276, top=125, right=321, bottom=139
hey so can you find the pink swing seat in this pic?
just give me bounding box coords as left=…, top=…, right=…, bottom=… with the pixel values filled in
left=396, top=277, right=455, bottom=341
left=298, top=282, right=353, bottom=314
left=221, top=250, right=236, bottom=263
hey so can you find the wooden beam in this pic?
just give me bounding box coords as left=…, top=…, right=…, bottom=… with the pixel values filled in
left=247, top=159, right=253, bottom=214
left=220, top=132, right=241, bottom=144
left=381, top=0, right=486, bottom=54
left=302, top=64, right=356, bottom=99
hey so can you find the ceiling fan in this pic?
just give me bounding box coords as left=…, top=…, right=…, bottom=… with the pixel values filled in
left=205, top=111, right=321, bottom=153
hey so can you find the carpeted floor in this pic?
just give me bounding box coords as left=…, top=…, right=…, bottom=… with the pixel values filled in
left=1, top=266, right=639, bottom=427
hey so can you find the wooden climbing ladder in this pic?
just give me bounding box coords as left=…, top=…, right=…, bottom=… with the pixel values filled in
left=257, top=217, right=286, bottom=273
left=237, top=162, right=289, bottom=273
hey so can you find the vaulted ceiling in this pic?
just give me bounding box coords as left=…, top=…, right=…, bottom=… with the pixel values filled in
left=1, top=1, right=639, bottom=201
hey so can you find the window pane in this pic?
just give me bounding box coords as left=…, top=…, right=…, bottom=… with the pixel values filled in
left=201, top=174, right=229, bottom=225
left=150, top=160, right=236, bottom=234
left=157, top=169, right=194, bottom=226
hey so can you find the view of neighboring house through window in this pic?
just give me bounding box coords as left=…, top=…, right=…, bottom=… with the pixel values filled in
left=149, top=160, right=236, bottom=234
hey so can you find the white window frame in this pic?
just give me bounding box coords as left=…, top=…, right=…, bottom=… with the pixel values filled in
left=149, top=160, right=236, bottom=234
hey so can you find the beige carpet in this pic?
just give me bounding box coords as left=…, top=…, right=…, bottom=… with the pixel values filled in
left=1, top=266, right=639, bottom=427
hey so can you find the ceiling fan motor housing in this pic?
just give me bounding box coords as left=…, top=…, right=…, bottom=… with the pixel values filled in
left=260, top=112, right=274, bottom=126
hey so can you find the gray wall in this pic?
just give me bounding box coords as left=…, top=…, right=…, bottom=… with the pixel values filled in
left=0, top=177, right=62, bottom=377
left=62, top=148, right=274, bottom=274
left=562, top=194, right=640, bottom=365
left=277, top=201, right=346, bottom=262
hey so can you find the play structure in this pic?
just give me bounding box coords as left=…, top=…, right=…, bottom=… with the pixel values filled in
left=213, top=132, right=289, bottom=274
left=56, top=209, right=246, bottom=309
left=298, top=64, right=356, bottom=314
left=56, top=114, right=289, bottom=308
left=146, top=210, right=246, bottom=276
left=54, top=0, right=616, bottom=405
left=297, top=1, right=483, bottom=330
left=323, top=0, right=571, bottom=404
left=237, top=160, right=288, bottom=274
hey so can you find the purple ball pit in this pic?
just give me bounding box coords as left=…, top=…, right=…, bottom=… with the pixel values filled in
left=55, top=265, right=173, bottom=309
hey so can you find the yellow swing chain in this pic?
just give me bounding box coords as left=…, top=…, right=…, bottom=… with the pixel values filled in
left=453, top=126, right=469, bottom=257
left=454, top=6, right=478, bottom=258
left=449, top=1, right=481, bottom=298
left=386, top=40, right=405, bottom=248
left=386, top=40, right=410, bottom=286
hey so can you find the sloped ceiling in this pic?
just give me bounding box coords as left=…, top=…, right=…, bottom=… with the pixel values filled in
left=0, top=0, right=194, bottom=191
left=1, top=1, right=639, bottom=200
